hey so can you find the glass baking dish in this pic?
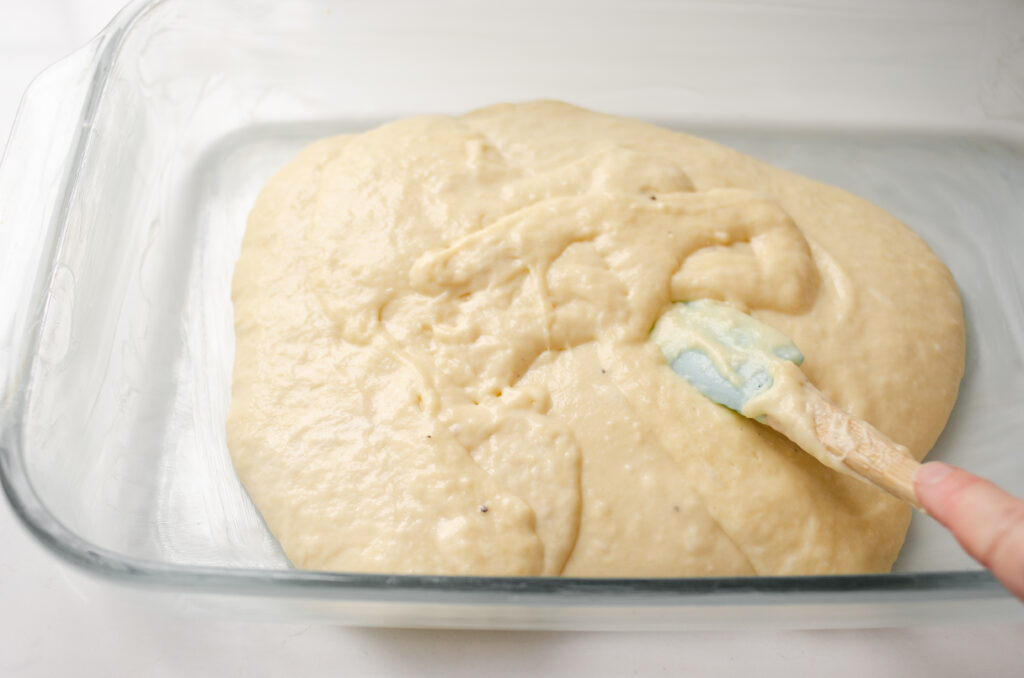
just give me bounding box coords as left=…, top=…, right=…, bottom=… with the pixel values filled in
left=2, top=0, right=1024, bottom=629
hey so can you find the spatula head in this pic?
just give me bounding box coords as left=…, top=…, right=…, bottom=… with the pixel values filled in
left=650, top=300, right=804, bottom=414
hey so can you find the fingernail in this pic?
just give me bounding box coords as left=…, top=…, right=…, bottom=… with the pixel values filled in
left=914, top=462, right=954, bottom=486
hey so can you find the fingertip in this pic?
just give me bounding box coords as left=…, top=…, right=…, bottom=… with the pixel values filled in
left=913, top=462, right=958, bottom=518
left=914, top=461, right=954, bottom=487
left=913, top=462, right=974, bottom=527
left=912, top=464, right=1024, bottom=600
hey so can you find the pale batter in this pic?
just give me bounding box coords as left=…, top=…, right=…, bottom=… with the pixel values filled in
left=227, top=101, right=965, bottom=576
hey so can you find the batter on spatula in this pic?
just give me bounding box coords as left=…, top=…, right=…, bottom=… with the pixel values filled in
left=227, top=101, right=964, bottom=576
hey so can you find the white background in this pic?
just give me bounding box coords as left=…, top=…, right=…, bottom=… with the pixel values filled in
left=2, top=1, right=1024, bottom=675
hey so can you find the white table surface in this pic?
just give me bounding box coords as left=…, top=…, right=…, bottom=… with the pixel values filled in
left=2, top=2, right=1024, bottom=676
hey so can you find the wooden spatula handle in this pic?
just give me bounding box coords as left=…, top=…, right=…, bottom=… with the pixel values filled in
left=805, top=385, right=921, bottom=508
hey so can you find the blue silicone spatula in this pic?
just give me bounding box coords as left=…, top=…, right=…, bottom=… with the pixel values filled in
left=651, top=300, right=921, bottom=507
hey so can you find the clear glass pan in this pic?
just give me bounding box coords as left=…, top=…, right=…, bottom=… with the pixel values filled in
left=2, top=0, right=1024, bottom=629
